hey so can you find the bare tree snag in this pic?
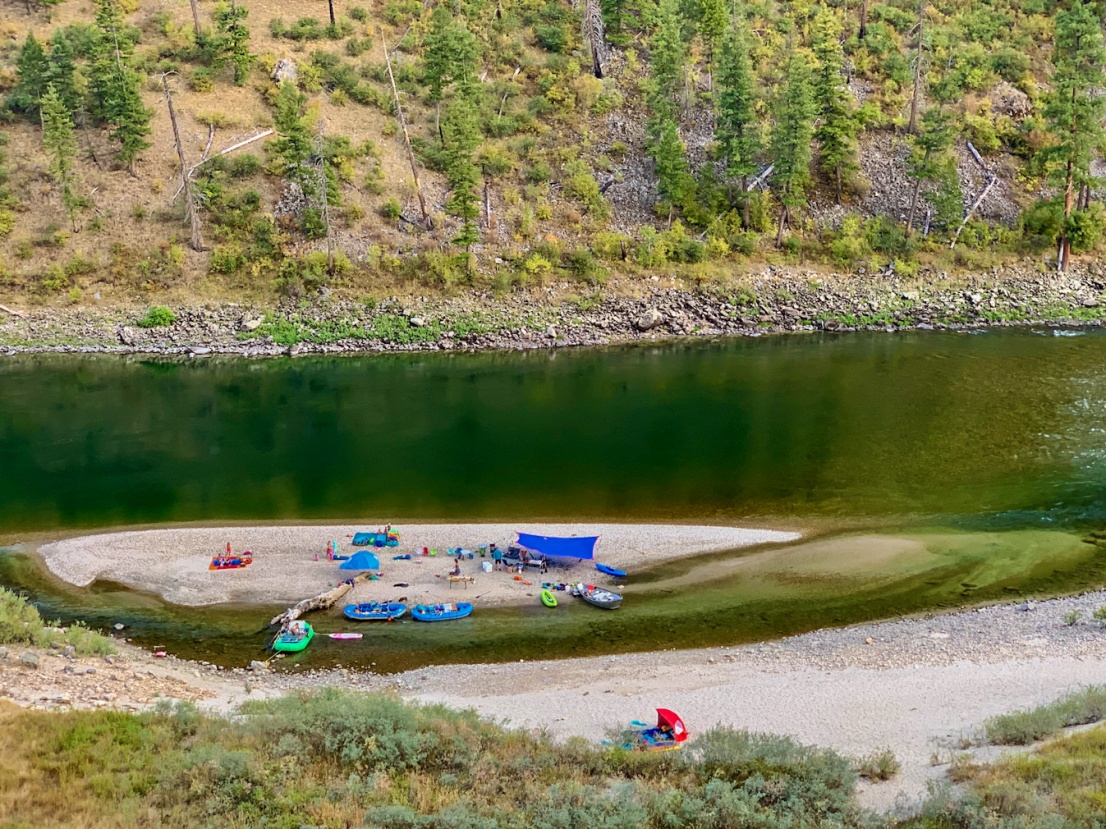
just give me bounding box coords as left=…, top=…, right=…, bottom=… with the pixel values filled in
left=484, top=180, right=494, bottom=230
left=327, top=0, right=336, bottom=26
left=859, top=0, right=869, bottom=39
left=316, top=150, right=335, bottom=274
left=188, top=0, right=201, bottom=35
left=950, top=141, right=997, bottom=248
left=269, top=573, right=374, bottom=628
left=907, top=2, right=926, bottom=134
left=381, top=30, right=432, bottom=229
left=162, top=74, right=204, bottom=252
left=172, top=129, right=274, bottom=199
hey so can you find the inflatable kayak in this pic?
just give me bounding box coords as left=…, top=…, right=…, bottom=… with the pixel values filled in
left=273, top=622, right=314, bottom=653
left=412, top=602, right=473, bottom=622
left=541, top=589, right=558, bottom=608
left=343, top=602, right=407, bottom=621
left=595, top=563, right=627, bottom=578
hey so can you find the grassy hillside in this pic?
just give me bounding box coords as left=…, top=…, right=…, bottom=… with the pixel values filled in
left=0, top=0, right=1092, bottom=307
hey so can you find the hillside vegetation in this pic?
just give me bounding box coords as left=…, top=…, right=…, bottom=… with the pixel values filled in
left=0, top=0, right=1100, bottom=307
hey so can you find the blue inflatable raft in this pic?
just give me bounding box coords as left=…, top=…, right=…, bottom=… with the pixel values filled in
left=343, top=602, right=407, bottom=621
left=412, top=602, right=474, bottom=622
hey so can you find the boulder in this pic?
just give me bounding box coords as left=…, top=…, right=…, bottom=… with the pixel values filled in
left=271, top=58, right=298, bottom=84
left=0, top=646, right=7, bottom=660
left=635, top=308, right=665, bottom=331
left=248, top=660, right=269, bottom=672
left=19, top=652, right=40, bottom=669
left=409, top=316, right=426, bottom=328
left=240, top=316, right=263, bottom=332
left=117, top=325, right=136, bottom=346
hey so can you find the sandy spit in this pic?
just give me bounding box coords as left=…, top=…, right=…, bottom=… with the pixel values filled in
left=36, top=523, right=798, bottom=607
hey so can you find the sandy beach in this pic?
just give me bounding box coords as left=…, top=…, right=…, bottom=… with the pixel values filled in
left=35, top=523, right=799, bottom=607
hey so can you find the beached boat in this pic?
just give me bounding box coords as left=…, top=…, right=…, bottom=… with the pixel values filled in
left=541, top=589, right=558, bottom=608
left=273, top=622, right=314, bottom=653
left=573, top=583, right=622, bottom=610
left=412, top=602, right=473, bottom=622
left=343, top=602, right=407, bottom=621
left=595, top=563, right=627, bottom=578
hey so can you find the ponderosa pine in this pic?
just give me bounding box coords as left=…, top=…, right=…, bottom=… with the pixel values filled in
left=812, top=10, right=857, bottom=205
left=770, top=52, right=816, bottom=246
left=1043, top=0, right=1106, bottom=270
left=716, top=16, right=760, bottom=226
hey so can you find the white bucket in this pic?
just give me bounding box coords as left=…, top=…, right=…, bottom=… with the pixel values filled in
left=481, top=561, right=493, bottom=573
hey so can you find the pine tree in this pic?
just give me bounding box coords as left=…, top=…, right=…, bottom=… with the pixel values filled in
left=905, top=107, right=961, bottom=237
left=716, top=16, right=760, bottom=226
left=770, top=52, right=816, bottom=246
left=46, top=31, right=81, bottom=117
left=699, top=0, right=727, bottom=80
left=648, top=0, right=686, bottom=121
left=1043, top=0, right=1106, bottom=270
left=213, top=1, right=254, bottom=86
left=647, top=0, right=692, bottom=209
left=90, top=0, right=151, bottom=174
left=7, top=34, right=50, bottom=121
left=40, top=85, right=80, bottom=229
left=442, top=78, right=481, bottom=247
left=812, top=10, right=857, bottom=204
left=424, top=6, right=478, bottom=104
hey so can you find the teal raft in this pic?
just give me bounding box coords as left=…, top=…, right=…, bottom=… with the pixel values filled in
left=273, top=622, right=315, bottom=653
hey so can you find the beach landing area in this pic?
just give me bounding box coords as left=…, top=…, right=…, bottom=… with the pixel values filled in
left=35, top=523, right=799, bottom=607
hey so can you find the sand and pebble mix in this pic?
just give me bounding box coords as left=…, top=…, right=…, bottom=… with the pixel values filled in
left=36, top=523, right=799, bottom=607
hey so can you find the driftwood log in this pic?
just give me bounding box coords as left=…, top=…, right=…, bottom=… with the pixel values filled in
left=269, top=573, right=374, bottom=628
left=0, top=303, right=26, bottom=318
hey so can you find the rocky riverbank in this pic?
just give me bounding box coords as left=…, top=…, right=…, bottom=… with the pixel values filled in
left=4, top=264, right=1106, bottom=355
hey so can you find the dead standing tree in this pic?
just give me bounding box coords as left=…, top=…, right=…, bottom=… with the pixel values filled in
left=381, top=29, right=432, bottom=229
left=161, top=73, right=204, bottom=251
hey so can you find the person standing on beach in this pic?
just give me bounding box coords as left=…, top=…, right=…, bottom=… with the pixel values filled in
left=492, top=545, right=502, bottom=571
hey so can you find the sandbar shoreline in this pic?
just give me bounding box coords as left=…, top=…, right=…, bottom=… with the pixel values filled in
left=35, top=522, right=800, bottom=608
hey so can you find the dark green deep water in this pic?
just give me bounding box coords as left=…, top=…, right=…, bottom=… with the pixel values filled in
left=4, top=329, right=1106, bottom=670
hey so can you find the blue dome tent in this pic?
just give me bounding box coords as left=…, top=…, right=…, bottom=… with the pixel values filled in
left=339, top=551, right=380, bottom=570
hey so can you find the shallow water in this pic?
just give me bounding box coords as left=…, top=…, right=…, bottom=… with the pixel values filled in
left=4, top=329, right=1106, bottom=669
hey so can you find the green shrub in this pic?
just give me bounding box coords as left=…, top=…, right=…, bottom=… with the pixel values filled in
left=0, top=587, right=115, bottom=655
left=983, top=685, right=1106, bottom=745
left=687, top=727, right=857, bottom=819
left=855, top=748, right=900, bottom=781
left=0, top=209, right=14, bottom=237
left=137, top=306, right=177, bottom=328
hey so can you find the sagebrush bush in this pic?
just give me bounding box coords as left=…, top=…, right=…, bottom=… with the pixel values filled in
left=984, top=685, right=1106, bottom=745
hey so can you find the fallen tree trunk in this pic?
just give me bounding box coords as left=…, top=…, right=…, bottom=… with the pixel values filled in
left=269, top=573, right=373, bottom=628
left=0, top=303, right=26, bottom=319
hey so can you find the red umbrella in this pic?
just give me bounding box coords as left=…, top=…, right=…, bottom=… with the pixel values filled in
left=656, top=708, right=688, bottom=742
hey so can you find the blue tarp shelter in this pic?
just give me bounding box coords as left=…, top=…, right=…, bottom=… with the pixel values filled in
left=516, top=533, right=598, bottom=560
left=340, top=551, right=380, bottom=570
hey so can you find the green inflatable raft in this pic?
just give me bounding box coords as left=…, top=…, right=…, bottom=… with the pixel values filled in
left=541, top=589, right=558, bottom=608
left=273, top=622, right=315, bottom=653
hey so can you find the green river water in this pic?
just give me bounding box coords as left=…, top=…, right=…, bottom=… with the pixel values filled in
left=3, top=329, right=1106, bottom=671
